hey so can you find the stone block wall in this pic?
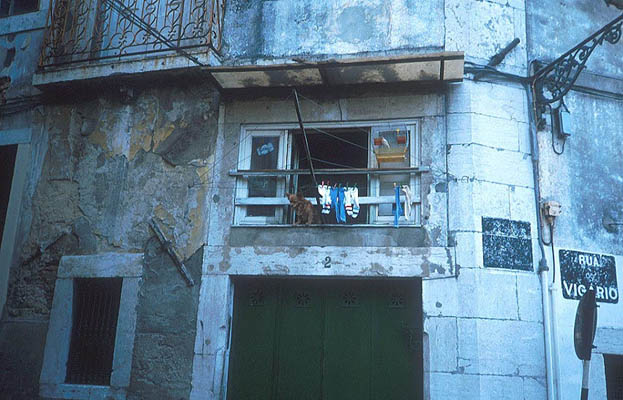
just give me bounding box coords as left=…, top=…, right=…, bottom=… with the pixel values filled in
left=425, top=62, right=547, bottom=396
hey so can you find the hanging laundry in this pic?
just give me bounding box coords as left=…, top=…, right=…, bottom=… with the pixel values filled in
left=344, top=187, right=353, bottom=216
left=351, top=186, right=360, bottom=218
left=256, top=142, right=274, bottom=156
left=337, top=187, right=346, bottom=223
left=318, top=184, right=331, bottom=214
left=393, top=185, right=403, bottom=228
left=330, top=187, right=339, bottom=222
left=401, top=185, right=412, bottom=219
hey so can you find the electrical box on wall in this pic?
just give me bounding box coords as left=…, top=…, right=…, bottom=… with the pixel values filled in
left=552, top=107, right=573, bottom=138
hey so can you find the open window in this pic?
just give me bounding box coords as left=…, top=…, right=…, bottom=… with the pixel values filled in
left=232, top=121, right=423, bottom=226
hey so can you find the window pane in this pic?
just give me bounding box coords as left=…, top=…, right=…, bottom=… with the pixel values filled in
left=0, top=0, right=10, bottom=17
left=373, top=126, right=411, bottom=219
left=379, top=175, right=409, bottom=216
left=248, top=136, right=280, bottom=217
left=11, top=0, right=39, bottom=15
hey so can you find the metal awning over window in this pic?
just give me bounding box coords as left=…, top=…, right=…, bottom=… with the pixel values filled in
left=209, top=52, right=463, bottom=89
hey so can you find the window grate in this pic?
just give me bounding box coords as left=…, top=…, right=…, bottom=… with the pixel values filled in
left=65, top=278, right=122, bottom=385
left=605, top=354, right=623, bottom=400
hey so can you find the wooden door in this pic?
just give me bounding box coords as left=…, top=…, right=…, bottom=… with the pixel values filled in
left=227, top=278, right=422, bottom=400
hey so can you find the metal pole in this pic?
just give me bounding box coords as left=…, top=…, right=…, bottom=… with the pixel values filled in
left=292, top=89, right=324, bottom=223
left=581, top=359, right=590, bottom=400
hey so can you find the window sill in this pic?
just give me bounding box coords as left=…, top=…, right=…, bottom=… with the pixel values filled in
left=0, top=9, right=47, bottom=35
left=229, top=225, right=429, bottom=248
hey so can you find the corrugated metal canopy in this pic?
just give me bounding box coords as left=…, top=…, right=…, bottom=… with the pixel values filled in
left=209, top=52, right=463, bottom=89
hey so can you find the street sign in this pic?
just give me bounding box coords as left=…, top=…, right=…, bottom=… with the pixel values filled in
left=560, top=249, right=618, bottom=303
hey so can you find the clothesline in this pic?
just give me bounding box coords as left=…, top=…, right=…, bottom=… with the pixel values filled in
left=307, top=127, right=369, bottom=152
left=299, top=156, right=359, bottom=169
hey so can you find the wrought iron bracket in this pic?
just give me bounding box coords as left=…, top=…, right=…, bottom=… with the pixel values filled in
left=532, top=13, right=623, bottom=118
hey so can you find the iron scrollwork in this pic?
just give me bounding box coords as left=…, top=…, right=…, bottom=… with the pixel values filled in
left=533, top=13, right=623, bottom=106
left=40, top=0, right=225, bottom=68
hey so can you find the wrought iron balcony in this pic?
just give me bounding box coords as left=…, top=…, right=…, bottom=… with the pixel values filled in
left=39, top=0, right=225, bottom=68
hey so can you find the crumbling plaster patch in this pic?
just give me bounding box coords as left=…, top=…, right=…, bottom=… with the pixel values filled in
left=6, top=83, right=219, bottom=318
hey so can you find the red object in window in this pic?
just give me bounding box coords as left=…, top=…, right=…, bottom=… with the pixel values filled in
left=397, top=135, right=407, bottom=144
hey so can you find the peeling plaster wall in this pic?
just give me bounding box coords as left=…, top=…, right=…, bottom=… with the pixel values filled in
left=223, top=0, right=445, bottom=62
left=0, top=9, right=47, bottom=99
left=1, top=80, right=219, bottom=398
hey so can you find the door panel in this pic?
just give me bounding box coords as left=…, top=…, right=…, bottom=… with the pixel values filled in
left=275, top=281, right=324, bottom=400
left=227, top=279, right=279, bottom=400
left=227, top=278, right=422, bottom=400
left=371, top=280, right=421, bottom=400
left=323, top=280, right=372, bottom=400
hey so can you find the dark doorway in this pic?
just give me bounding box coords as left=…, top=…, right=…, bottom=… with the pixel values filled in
left=0, top=144, right=17, bottom=250
left=227, top=277, right=423, bottom=400
left=605, top=354, right=623, bottom=400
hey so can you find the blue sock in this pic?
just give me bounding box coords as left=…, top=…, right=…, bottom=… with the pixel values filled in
left=330, top=187, right=339, bottom=222
left=394, top=186, right=403, bottom=228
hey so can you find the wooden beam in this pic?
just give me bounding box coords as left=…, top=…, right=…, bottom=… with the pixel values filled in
left=149, top=218, right=195, bottom=287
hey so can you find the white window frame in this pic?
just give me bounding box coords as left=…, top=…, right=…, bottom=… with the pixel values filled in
left=39, top=253, right=143, bottom=400
left=234, top=129, right=288, bottom=225
left=369, top=123, right=421, bottom=225
left=233, top=120, right=422, bottom=226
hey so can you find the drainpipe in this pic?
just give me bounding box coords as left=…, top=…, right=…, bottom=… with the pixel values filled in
left=525, top=63, right=558, bottom=400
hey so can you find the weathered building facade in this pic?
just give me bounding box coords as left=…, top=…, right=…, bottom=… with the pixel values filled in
left=0, top=1, right=621, bottom=399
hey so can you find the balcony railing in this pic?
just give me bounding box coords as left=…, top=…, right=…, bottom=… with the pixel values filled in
left=39, top=0, right=225, bottom=68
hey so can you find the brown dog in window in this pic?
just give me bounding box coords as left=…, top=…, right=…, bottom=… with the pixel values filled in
left=286, top=192, right=319, bottom=225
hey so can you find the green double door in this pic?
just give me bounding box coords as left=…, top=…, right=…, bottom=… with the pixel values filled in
left=227, top=278, right=422, bottom=400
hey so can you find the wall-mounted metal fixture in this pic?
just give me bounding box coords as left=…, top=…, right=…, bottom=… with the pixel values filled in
left=549, top=102, right=573, bottom=154
left=551, top=104, right=573, bottom=139
left=473, top=38, right=520, bottom=81
left=532, top=13, right=623, bottom=123
left=605, top=0, right=623, bottom=10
